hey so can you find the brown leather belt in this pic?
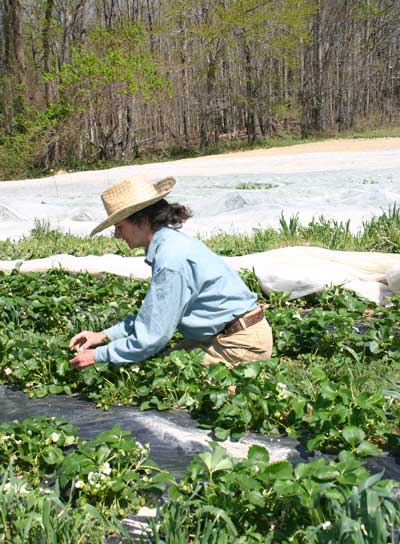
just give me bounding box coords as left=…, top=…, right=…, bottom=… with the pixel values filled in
left=220, top=305, right=265, bottom=337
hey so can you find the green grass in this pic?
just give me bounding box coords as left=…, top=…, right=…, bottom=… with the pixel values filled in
left=347, top=126, right=400, bottom=139
left=205, top=206, right=400, bottom=255
left=0, top=219, right=142, bottom=260
left=235, top=182, right=277, bottom=190
left=1, top=207, right=400, bottom=260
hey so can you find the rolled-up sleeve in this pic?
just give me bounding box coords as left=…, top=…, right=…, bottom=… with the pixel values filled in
left=95, top=268, right=189, bottom=364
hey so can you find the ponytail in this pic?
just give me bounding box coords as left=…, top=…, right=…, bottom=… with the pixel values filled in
left=127, top=199, right=193, bottom=230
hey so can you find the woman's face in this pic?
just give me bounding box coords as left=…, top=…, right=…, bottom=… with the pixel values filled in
left=113, top=218, right=150, bottom=249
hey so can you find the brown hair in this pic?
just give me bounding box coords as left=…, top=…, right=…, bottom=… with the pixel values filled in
left=127, top=199, right=192, bottom=231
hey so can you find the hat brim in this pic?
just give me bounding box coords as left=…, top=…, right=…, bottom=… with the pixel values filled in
left=90, top=177, right=176, bottom=236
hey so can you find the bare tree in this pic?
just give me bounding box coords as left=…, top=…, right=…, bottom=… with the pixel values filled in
left=1, top=0, right=400, bottom=178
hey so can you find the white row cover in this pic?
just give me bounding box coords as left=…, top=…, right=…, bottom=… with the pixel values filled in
left=0, top=143, right=400, bottom=240
left=1, top=246, right=399, bottom=304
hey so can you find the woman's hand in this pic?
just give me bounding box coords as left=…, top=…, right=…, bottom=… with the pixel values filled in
left=69, top=331, right=107, bottom=352
left=70, top=349, right=96, bottom=370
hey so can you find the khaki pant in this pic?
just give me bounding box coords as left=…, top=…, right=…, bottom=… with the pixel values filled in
left=171, top=317, right=273, bottom=368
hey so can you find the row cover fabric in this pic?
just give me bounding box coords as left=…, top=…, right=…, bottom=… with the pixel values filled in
left=0, top=144, right=399, bottom=240
left=1, top=247, right=400, bottom=304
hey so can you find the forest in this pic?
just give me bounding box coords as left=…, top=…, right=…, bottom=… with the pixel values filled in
left=0, top=0, right=399, bottom=178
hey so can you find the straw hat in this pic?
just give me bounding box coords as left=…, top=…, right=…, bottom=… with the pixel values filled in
left=91, top=174, right=176, bottom=235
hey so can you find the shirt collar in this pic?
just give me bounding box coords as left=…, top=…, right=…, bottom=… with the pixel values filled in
left=145, top=227, right=166, bottom=266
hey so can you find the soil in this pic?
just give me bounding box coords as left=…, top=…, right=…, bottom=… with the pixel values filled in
left=199, top=137, right=400, bottom=159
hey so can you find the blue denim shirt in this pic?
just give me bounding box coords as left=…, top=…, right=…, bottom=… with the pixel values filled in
left=95, top=227, right=257, bottom=364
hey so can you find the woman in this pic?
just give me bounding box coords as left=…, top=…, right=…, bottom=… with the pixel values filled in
left=69, top=174, right=273, bottom=369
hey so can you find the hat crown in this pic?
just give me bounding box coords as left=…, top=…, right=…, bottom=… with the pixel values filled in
left=102, top=175, right=159, bottom=217
left=90, top=174, right=176, bottom=236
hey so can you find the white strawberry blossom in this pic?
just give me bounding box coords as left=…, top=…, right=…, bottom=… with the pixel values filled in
left=276, top=382, right=291, bottom=399
left=87, top=471, right=105, bottom=488
left=101, top=462, right=112, bottom=475
left=50, top=432, right=60, bottom=443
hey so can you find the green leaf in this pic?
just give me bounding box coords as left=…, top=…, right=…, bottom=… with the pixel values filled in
left=168, top=485, right=183, bottom=501
left=321, top=487, right=343, bottom=501
left=356, top=441, right=381, bottom=457
left=48, top=384, right=64, bottom=395
left=264, top=461, right=293, bottom=480
left=245, top=489, right=265, bottom=507
left=369, top=340, right=380, bottom=353
left=136, top=386, right=150, bottom=396
left=42, top=446, right=63, bottom=465
left=342, top=426, right=365, bottom=446
left=366, top=489, right=381, bottom=517
left=312, top=465, right=340, bottom=481
left=355, top=392, right=373, bottom=409
left=247, top=445, right=270, bottom=467
left=291, top=397, right=306, bottom=418
left=63, top=385, right=72, bottom=395
left=310, top=367, right=326, bottom=382
left=358, top=471, right=384, bottom=494
left=243, top=361, right=260, bottom=378
left=199, top=444, right=234, bottom=474
left=307, top=434, right=325, bottom=451
left=151, top=471, right=176, bottom=486
left=156, top=400, right=170, bottom=410
left=110, top=480, right=125, bottom=492
left=210, top=392, right=228, bottom=408
left=206, top=364, right=232, bottom=382
left=295, top=461, right=321, bottom=480
left=320, top=382, right=337, bottom=400
left=234, top=473, right=260, bottom=491
left=214, top=427, right=231, bottom=440
left=273, top=480, right=297, bottom=495
left=32, top=386, right=49, bottom=398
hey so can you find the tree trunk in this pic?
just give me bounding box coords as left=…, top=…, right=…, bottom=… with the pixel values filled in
left=43, top=0, right=54, bottom=106
left=2, top=0, right=26, bottom=131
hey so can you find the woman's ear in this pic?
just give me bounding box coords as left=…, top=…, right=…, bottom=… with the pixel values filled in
left=135, top=215, right=151, bottom=230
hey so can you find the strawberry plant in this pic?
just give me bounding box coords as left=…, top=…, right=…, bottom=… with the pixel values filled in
left=0, top=417, right=79, bottom=484
left=59, top=424, right=173, bottom=516
left=0, top=466, right=129, bottom=543
left=154, top=443, right=400, bottom=543
left=0, top=270, right=399, bottom=455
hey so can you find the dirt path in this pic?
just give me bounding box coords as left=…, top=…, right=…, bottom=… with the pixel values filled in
left=199, top=137, right=400, bottom=159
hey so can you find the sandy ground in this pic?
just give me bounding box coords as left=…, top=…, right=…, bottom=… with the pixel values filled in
left=198, top=136, right=400, bottom=159
left=45, top=137, right=399, bottom=167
